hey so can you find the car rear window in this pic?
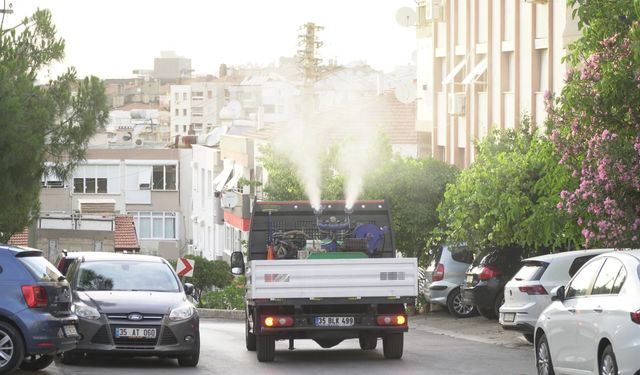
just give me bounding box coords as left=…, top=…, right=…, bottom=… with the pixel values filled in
left=513, top=261, right=548, bottom=281
left=568, top=255, right=597, bottom=277
left=450, top=245, right=474, bottom=264
left=76, top=261, right=179, bottom=292
left=18, top=256, right=64, bottom=282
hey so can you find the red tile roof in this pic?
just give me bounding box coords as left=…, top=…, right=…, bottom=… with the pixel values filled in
left=8, top=228, right=29, bottom=246
left=114, top=215, right=140, bottom=251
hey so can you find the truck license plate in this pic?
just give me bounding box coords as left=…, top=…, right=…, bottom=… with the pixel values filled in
left=114, top=327, right=157, bottom=339
left=314, top=316, right=355, bottom=327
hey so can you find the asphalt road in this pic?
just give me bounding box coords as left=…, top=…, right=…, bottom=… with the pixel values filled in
left=17, top=319, right=536, bottom=375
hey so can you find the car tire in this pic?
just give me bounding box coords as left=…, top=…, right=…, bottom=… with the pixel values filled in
left=19, top=354, right=54, bottom=371
left=178, top=335, right=200, bottom=367
left=382, top=333, right=403, bottom=359
left=358, top=332, right=377, bottom=350
left=535, top=333, right=555, bottom=375
left=493, top=291, right=505, bottom=319
left=245, top=314, right=256, bottom=351
left=600, top=345, right=618, bottom=375
left=59, top=351, right=83, bottom=365
left=446, top=288, right=477, bottom=318
left=523, top=333, right=534, bottom=344
left=477, top=306, right=497, bottom=319
left=0, top=321, right=25, bottom=374
left=256, top=335, right=275, bottom=362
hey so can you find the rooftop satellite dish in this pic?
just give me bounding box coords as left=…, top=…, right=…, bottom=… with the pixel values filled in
left=394, top=81, right=417, bottom=104
left=395, top=7, right=416, bottom=27
left=205, top=126, right=225, bottom=147
left=220, top=100, right=242, bottom=120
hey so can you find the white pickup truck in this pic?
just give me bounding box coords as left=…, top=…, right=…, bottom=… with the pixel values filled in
left=230, top=200, right=418, bottom=362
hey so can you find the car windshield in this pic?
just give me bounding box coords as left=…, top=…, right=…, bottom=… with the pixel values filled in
left=18, top=256, right=64, bottom=282
left=75, top=261, right=179, bottom=292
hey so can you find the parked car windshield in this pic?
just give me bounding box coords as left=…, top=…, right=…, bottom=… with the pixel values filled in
left=18, top=256, right=64, bottom=282
left=75, top=261, right=180, bottom=292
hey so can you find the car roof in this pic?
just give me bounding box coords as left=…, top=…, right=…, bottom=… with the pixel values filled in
left=69, top=252, right=166, bottom=263
left=0, top=243, right=43, bottom=256
left=523, top=248, right=615, bottom=263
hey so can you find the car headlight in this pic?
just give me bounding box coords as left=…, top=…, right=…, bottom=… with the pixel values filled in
left=169, top=305, right=194, bottom=322
left=72, top=302, right=100, bottom=320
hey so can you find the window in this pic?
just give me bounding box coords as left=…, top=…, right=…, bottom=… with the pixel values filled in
left=591, top=259, right=624, bottom=295
left=174, top=93, right=179, bottom=101
left=207, top=90, right=213, bottom=99
left=513, top=261, right=548, bottom=282
left=611, top=266, right=627, bottom=294
left=175, top=109, right=179, bottom=116
left=41, top=170, right=64, bottom=188
left=263, top=104, right=275, bottom=114
left=183, top=109, right=187, bottom=116
left=568, top=255, right=597, bottom=277
left=182, top=92, right=187, bottom=101
left=152, top=165, right=177, bottom=190
left=130, top=212, right=177, bottom=239
left=450, top=245, right=474, bottom=264
left=73, top=177, right=108, bottom=194
left=565, top=258, right=606, bottom=298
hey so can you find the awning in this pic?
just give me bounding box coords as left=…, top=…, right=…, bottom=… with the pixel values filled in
left=224, top=165, right=244, bottom=191
left=442, top=60, right=466, bottom=85
left=213, top=163, right=234, bottom=192
left=462, top=58, right=488, bottom=85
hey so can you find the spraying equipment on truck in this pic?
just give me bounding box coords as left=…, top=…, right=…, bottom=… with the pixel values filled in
left=230, top=199, right=418, bottom=362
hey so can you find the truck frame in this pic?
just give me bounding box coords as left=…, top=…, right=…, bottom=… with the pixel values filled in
left=230, top=199, right=418, bottom=362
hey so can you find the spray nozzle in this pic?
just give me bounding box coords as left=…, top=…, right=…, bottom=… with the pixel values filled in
left=313, top=206, right=324, bottom=215
left=344, top=206, right=354, bottom=215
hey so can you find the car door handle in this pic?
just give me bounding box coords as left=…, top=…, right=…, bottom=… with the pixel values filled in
left=568, top=308, right=576, bottom=314
left=594, top=307, right=603, bottom=313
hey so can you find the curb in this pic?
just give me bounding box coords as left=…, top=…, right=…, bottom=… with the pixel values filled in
left=197, top=308, right=244, bottom=320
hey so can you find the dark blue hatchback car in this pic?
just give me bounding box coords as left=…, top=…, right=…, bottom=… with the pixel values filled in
left=0, top=244, right=79, bottom=374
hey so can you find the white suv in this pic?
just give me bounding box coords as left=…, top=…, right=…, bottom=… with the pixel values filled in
left=499, top=248, right=613, bottom=343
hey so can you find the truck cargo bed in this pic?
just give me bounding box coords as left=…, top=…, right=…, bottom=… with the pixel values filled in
left=248, top=258, right=418, bottom=300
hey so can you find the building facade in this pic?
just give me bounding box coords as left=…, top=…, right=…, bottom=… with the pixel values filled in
left=415, top=0, right=580, bottom=167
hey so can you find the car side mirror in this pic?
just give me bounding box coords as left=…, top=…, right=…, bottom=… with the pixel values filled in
left=230, top=251, right=245, bottom=275
left=550, top=285, right=565, bottom=302
left=183, top=283, right=194, bottom=296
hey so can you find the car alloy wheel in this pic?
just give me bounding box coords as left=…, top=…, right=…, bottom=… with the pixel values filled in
left=448, top=289, right=475, bottom=318
left=600, top=345, right=617, bottom=375
left=0, top=329, right=15, bottom=368
left=536, top=334, right=554, bottom=375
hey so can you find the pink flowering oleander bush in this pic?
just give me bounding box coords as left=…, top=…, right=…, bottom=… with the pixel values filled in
left=547, top=25, right=640, bottom=247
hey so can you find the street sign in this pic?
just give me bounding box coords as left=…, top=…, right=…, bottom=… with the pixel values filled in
left=176, top=257, right=195, bottom=277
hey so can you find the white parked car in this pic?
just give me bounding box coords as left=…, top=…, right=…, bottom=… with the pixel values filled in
left=500, top=249, right=612, bottom=343
left=534, top=249, right=640, bottom=375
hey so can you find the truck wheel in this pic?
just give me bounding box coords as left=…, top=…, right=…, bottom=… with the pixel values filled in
left=256, top=335, right=275, bottom=362
left=0, top=322, right=24, bottom=374
left=382, top=333, right=403, bottom=359
left=246, top=315, right=256, bottom=351
left=359, top=332, right=377, bottom=350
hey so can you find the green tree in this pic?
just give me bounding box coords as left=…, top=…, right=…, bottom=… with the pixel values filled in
left=0, top=9, right=108, bottom=241
left=362, top=157, right=459, bottom=260
left=182, top=256, right=232, bottom=303
left=546, top=0, right=640, bottom=247
left=439, top=120, right=580, bottom=253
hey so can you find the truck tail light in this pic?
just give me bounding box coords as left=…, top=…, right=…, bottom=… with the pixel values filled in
left=518, top=285, right=548, bottom=295
left=262, top=315, right=294, bottom=328
left=432, top=263, right=445, bottom=282
left=376, top=314, right=407, bottom=326
left=21, top=285, right=48, bottom=308
left=631, top=310, right=640, bottom=324
left=478, top=266, right=500, bottom=281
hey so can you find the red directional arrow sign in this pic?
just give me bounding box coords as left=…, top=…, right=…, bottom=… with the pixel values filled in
left=176, top=257, right=195, bottom=277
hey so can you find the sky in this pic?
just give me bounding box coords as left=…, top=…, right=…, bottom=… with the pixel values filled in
left=5, top=0, right=417, bottom=80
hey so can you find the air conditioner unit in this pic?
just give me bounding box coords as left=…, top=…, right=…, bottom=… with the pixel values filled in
left=448, top=93, right=466, bottom=115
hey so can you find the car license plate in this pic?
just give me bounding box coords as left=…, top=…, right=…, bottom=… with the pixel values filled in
left=503, top=313, right=515, bottom=323
left=314, top=316, right=355, bottom=327
left=114, top=327, right=157, bottom=339
left=466, top=275, right=474, bottom=284
left=63, top=325, right=78, bottom=337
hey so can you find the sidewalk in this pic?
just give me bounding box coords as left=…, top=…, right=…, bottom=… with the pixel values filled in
left=409, top=308, right=532, bottom=349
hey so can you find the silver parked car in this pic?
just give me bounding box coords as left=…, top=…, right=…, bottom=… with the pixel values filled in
left=60, top=252, right=200, bottom=367
left=499, top=248, right=612, bottom=343
left=423, top=244, right=476, bottom=318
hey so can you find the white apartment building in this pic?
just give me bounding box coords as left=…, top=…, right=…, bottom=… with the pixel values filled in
left=170, top=81, right=221, bottom=139
left=415, top=0, right=580, bottom=167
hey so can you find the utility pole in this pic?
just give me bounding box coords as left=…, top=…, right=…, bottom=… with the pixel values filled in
left=296, top=22, right=323, bottom=123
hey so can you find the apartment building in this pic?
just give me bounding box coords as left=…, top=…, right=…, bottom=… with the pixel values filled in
left=39, top=148, right=191, bottom=259
left=170, top=81, right=224, bottom=139
left=415, top=0, right=580, bottom=167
